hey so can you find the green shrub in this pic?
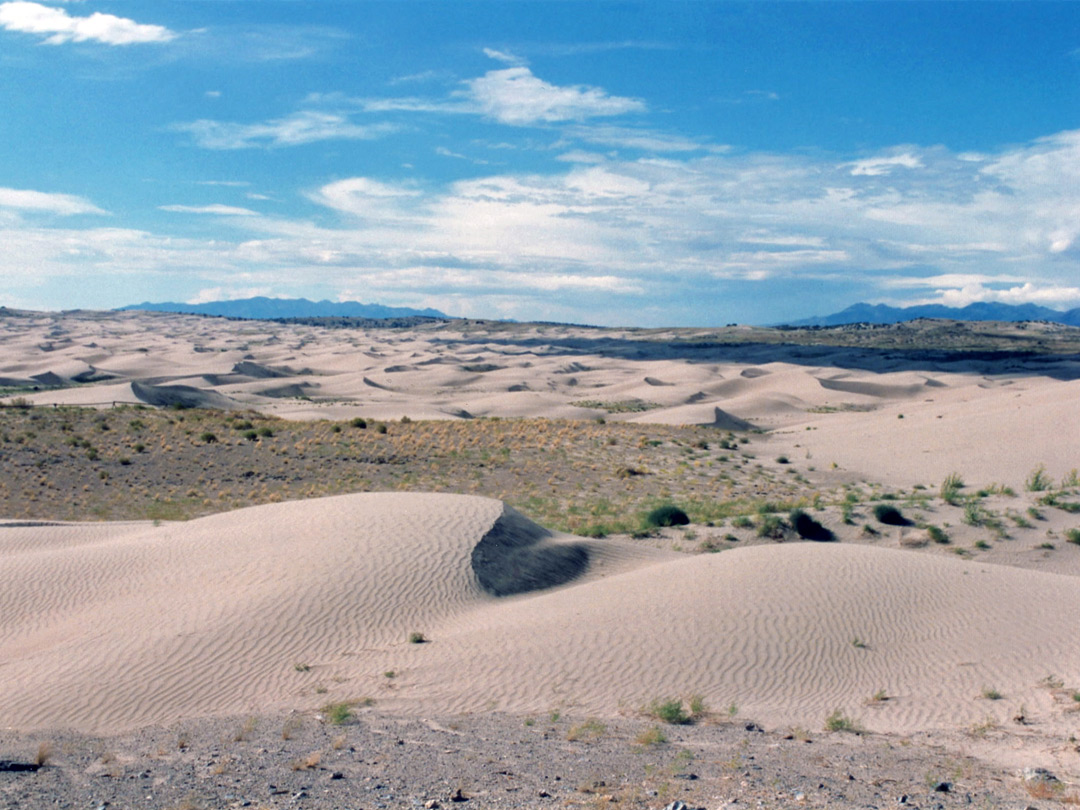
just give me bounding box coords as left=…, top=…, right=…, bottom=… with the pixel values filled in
left=1066, top=528, right=1080, bottom=545
left=199, top=431, right=217, bottom=444
left=925, top=524, right=949, bottom=544
left=647, top=698, right=691, bottom=725
left=1026, top=465, right=1052, bottom=492
left=646, top=504, right=690, bottom=527
left=756, top=513, right=787, bottom=539
left=824, top=709, right=860, bottom=733
left=940, top=472, right=964, bottom=504
left=322, top=702, right=353, bottom=725
left=408, top=631, right=426, bottom=644
left=350, top=417, right=367, bottom=429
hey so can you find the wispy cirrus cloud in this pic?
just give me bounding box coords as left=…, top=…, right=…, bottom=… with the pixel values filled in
left=0, top=186, right=106, bottom=215
left=174, top=111, right=398, bottom=150
left=159, top=204, right=259, bottom=216
left=0, top=1, right=176, bottom=45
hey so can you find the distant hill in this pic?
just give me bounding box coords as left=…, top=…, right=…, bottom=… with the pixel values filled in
left=117, top=297, right=451, bottom=321
left=785, top=302, right=1080, bottom=328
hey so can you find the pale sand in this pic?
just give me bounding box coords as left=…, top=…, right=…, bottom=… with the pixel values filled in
left=2, top=493, right=1079, bottom=754
left=2, top=310, right=1078, bottom=489
left=3, top=310, right=1080, bottom=780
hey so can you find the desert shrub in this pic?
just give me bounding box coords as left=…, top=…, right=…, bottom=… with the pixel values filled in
left=350, top=417, right=367, bottom=429
left=940, top=472, right=964, bottom=504
left=258, top=426, right=273, bottom=437
left=243, top=430, right=258, bottom=441
left=635, top=726, right=667, bottom=746
left=756, top=514, right=787, bottom=539
left=646, top=504, right=689, bottom=527
left=1026, top=465, right=1052, bottom=492
left=873, top=504, right=910, bottom=526
left=322, top=702, right=353, bottom=725
left=647, top=698, right=691, bottom=725
left=199, top=431, right=217, bottom=444
left=824, top=709, right=861, bottom=733
left=925, top=524, right=949, bottom=544
left=1066, top=528, right=1080, bottom=545
left=789, top=508, right=834, bottom=542
left=408, top=631, right=426, bottom=644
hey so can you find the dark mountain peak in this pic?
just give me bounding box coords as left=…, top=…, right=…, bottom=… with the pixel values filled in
left=117, top=297, right=450, bottom=321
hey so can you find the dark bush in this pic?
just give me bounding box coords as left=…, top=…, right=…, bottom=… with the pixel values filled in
left=873, top=504, right=910, bottom=526
left=646, top=504, right=690, bottom=527
left=789, top=509, right=835, bottom=541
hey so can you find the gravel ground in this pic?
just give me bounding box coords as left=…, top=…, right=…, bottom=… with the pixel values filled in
left=0, top=710, right=1054, bottom=810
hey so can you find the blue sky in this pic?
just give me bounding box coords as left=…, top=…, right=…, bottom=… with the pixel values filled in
left=1, top=1, right=1078, bottom=326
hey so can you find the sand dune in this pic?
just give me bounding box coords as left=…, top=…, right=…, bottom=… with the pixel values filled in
left=2, top=492, right=1079, bottom=740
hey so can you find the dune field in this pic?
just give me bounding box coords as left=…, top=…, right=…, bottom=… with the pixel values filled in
left=3, top=309, right=1080, bottom=807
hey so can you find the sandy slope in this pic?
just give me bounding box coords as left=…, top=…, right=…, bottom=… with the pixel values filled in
left=3, top=493, right=1079, bottom=748
left=2, top=310, right=1078, bottom=489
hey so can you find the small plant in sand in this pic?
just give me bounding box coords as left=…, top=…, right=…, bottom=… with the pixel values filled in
left=199, top=431, right=217, bottom=444
left=868, top=688, right=890, bottom=704
left=980, top=686, right=1003, bottom=701
left=646, top=698, right=692, bottom=725
left=566, top=719, right=607, bottom=741
left=322, top=702, right=354, bottom=725
left=687, top=694, right=708, bottom=720
left=1026, top=464, right=1052, bottom=492
left=939, top=472, right=964, bottom=505
left=1066, top=528, right=1080, bottom=545
left=756, top=513, right=787, bottom=539
left=851, top=637, right=868, bottom=649
left=407, top=631, right=426, bottom=644
left=634, top=725, right=667, bottom=746
left=823, top=709, right=861, bottom=733
left=34, top=742, right=51, bottom=767
left=923, top=524, right=949, bottom=544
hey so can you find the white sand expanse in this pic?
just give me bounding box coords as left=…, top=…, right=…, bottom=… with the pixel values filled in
left=2, top=309, right=1078, bottom=490
left=3, top=310, right=1080, bottom=781
left=2, top=493, right=1079, bottom=748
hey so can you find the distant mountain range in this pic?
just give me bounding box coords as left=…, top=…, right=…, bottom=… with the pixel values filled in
left=117, top=297, right=451, bottom=321
left=785, top=302, right=1080, bottom=328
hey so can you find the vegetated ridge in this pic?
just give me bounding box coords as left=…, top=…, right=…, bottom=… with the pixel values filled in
left=786, top=301, right=1080, bottom=328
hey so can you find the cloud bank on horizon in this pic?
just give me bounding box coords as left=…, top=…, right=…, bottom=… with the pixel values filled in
left=1, top=1, right=1078, bottom=326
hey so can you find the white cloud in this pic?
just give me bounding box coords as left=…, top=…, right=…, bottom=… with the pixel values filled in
left=482, top=47, right=524, bottom=65
left=187, top=286, right=276, bottom=305
left=565, top=124, right=724, bottom=153
left=175, top=111, right=397, bottom=149
left=846, top=152, right=924, bottom=176
left=159, top=204, right=259, bottom=216
left=0, top=1, right=176, bottom=45
left=0, top=187, right=105, bottom=215
left=9, top=128, right=1080, bottom=324
left=462, top=67, right=645, bottom=125
left=555, top=150, right=610, bottom=164
left=933, top=282, right=1080, bottom=308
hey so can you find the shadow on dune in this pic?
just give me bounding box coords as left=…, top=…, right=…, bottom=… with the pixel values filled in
left=471, top=507, right=590, bottom=597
